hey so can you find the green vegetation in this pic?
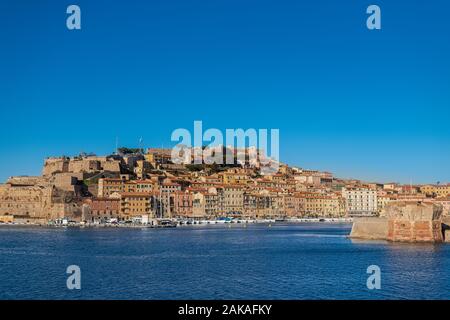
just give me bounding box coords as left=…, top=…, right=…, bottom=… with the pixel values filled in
left=118, top=147, right=143, bottom=154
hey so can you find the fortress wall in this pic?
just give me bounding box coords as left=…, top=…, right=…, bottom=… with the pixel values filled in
left=386, top=202, right=443, bottom=243
left=0, top=184, right=51, bottom=219
left=350, top=217, right=388, bottom=240
left=351, top=202, right=446, bottom=243
left=43, top=158, right=69, bottom=176
left=100, top=160, right=121, bottom=172
left=44, top=157, right=121, bottom=176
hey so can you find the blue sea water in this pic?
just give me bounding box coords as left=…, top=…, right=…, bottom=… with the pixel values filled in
left=0, top=223, right=449, bottom=300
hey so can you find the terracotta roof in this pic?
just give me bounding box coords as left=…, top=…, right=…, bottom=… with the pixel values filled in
left=121, top=192, right=152, bottom=197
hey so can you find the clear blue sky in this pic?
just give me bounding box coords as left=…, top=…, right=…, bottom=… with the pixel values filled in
left=0, top=0, right=449, bottom=184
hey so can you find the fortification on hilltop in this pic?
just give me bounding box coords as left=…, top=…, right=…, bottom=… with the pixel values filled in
left=42, top=155, right=122, bottom=177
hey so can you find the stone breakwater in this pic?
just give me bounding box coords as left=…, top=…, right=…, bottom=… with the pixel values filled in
left=351, top=201, right=449, bottom=243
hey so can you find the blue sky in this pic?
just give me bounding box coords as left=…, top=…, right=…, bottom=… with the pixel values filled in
left=0, top=0, right=449, bottom=183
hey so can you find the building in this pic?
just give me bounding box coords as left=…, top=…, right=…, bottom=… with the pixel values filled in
left=220, top=185, right=245, bottom=215
left=98, top=178, right=125, bottom=197
left=296, top=192, right=346, bottom=217
left=244, top=191, right=273, bottom=217
left=283, top=193, right=296, bottom=217
left=383, top=183, right=398, bottom=190
left=173, top=191, right=194, bottom=218
left=84, top=198, right=120, bottom=222
left=342, top=187, right=377, bottom=216
left=192, top=188, right=219, bottom=217
left=120, top=193, right=152, bottom=220
left=377, top=194, right=396, bottom=213
left=145, top=148, right=172, bottom=167
left=420, top=184, right=450, bottom=198
left=293, top=170, right=322, bottom=186
left=160, top=182, right=182, bottom=194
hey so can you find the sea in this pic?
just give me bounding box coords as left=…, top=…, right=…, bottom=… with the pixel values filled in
left=0, top=223, right=449, bottom=300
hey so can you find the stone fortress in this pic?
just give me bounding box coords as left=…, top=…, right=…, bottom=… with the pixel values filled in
left=0, top=155, right=124, bottom=223
left=351, top=201, right=450, bottom=243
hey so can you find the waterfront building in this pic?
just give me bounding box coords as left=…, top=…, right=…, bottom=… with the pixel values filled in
left=2, top=146, right=449, bottom=224
left=192, top=188, right=219, bottom=217
left=295, top=192, right=346, bottom=217
left=120, top=192, right=152, bottom=220
left=84, top=198, right=120, bottom=222
left=283, top=193, right=296, bottom=216
left=173, top=191, right=194, bottom=217
left=342, top=187, right=378, bottom=216
left=243, top=191, right=273, bottom=217
left=220, top=185, right=245, bottom=215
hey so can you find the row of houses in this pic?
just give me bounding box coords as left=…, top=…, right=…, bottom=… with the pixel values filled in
left=80, top=171, right=450, bottom=222
left=84, top=183, right=348, bottom=222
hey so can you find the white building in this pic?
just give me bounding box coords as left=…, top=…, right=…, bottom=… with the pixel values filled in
left=342, top=187, right=378, bottom=216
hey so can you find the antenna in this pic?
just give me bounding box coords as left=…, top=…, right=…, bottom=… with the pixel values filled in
left=115, top=136, right=119, bottom=154
left=139, top=136, right=144, bottom=153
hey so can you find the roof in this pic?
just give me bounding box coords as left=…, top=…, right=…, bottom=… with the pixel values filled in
left=121, top=192, right=152, bottom=197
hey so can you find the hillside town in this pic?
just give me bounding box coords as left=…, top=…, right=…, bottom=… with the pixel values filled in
left=0, top=147, right=449, bottom=225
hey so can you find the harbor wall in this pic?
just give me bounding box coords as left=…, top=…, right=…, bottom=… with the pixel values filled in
left=386, top=201, right=443, bottom=243
left=350, top=217, right=388, bottom=240
left=350, top=201, right=446, bottom=243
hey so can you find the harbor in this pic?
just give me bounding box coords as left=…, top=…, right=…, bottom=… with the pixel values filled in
left=0, top=217, right=353, bottom=228
left=1, top=222, right=449, bottom=300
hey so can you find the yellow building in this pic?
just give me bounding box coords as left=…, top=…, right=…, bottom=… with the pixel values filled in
left=120, top=192, right=152, bottom=220
left=377, top=195, right=395, bottom=213
left=98, top=178, right=124, bottom=197
left=219, top=172, right=249, bottom=185
left=145, top=149, right=172, bottom=167
left=420, top=185, right=450, bottom=197
left=297, top=192, right=346, bottom=217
